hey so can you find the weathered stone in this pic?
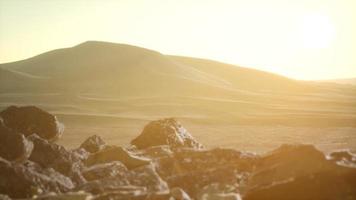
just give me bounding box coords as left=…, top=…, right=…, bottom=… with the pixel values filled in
left=0, top=106, right=64, bottom=141
left=77, top=181, right=140, bottom=195
left=154, top=148, right=255, bottom=198
left=243, top=144, right=356, bottom=200
left=85, top=145, right=150, bottom=169
left=82, top=161, right=128, bottom=181
left=79, top=135, right=107, bottom=153
left=33, top=191, right=93, bottom=200
left=129, top=164, right=169, bottom=193
left=328, top=150, right=356, bottom=168
left=137, top=145, right=173, bottom=159
left=0, top=118, right=33, bottom=163
left=131, top=118, right=203, bottom=150
left=28, top=134, right=85, bottom=185
left=0, top=194, right=11, bottom=200
left=170, top=187, right=192, bottom=200
left=0, top=157, right=74, bottom=198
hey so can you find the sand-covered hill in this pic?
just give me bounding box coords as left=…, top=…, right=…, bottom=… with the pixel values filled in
left=1, top=41, right=356, bottom=151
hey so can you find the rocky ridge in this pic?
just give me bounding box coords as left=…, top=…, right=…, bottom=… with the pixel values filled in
left=0, top=106, right=355, bottom=200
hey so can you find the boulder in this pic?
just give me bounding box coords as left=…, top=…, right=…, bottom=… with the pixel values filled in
left=328, top=150, right=356, bottom=168
left=243, top=144, right=356, bottom=200
left=33, top=192, right=93, bottom=200
left=0, top=118, right=33, bottom=163
left=0, top=157, right=74, bottom=198
left=128, top=164, right=169, bottom=193
left=170, top=187, right=192, bottom=200
left=79, top=135, right=107, bottom=153
left=154, top=148, right=255, bottom=198
left=84, top=145, right=150, bottom=169
left=82, top=161, right=128, bottom=181
left=0, top=106, right=64, bottom=141
left=0, top=194, right=11, bottom=200
left=136, top=145, right=173, bottom=159
left=131, top=118, right=203, bottom=150
left=77, top=180, right=138, bottom=195
left=28, top=134, right=85, bottom=185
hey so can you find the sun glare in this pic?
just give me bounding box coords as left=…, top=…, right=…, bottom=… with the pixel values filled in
left=299, top=13, right=336, bottom=49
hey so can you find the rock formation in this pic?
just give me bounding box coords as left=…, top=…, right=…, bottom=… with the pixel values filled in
left=0, top=118, right=33, bottom=163
left=131, top=118, right=204, bottom=150
left=0, top=106, right=355, bottom=200
left=0, top=106, right=64, bottom=141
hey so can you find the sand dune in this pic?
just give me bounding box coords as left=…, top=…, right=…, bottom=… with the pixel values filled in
left=1, top=41, right=356, bottom=152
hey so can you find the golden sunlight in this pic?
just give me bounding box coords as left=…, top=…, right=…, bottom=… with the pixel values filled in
left=298, top=13, right=336, bottom=49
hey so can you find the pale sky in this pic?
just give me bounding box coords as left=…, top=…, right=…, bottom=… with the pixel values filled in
left=0, top=0, right=355, bottom=80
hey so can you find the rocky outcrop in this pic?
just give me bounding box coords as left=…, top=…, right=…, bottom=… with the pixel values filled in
left=28, top=134, right=85, bottom=185
left=243, top=144, right=356, bottom=200
left=0, top=106, right=64, bottom=141
left=0, top=105, right=356, bottom=200
left=84, top=145, right=150, bottom=169
left=131, top=118, right=203, bottom=150
left=79, top=135, right=107, bottom=153
left=0, top=119, right=33, bottom=163
left=0, top=157, right=74, bottom=198
left=82, top=161, right=128, bottom=181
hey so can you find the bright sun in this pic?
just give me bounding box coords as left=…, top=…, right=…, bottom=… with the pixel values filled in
left=299, top=13, right=336, bottom=49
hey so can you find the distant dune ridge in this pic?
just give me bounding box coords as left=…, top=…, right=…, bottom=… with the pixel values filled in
left=0, top=41, right=356, bottom=151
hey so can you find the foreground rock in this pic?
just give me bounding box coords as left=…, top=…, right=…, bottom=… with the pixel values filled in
left=1, top=105, right=356, bottom=199
left=155, top=148, right=257, bottom=199
left=0, top=119, right=33, bottom=163
left=28, top=134, right=85, bottom=185
left=131, top=118, right=203, bottom=150
left=243, top=144, right=356, bottom=200
left=0, top=157, right=74, bottom=198
left=79, top=135, right=107, bottom=153
left=0, top=106, right=64, bottom=141
left=84, top=145, right=150, bottom=169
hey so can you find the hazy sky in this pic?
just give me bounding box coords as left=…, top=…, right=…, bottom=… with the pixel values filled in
left=1, top=0, right=355, bottom=80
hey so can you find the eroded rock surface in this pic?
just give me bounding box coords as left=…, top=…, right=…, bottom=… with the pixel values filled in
left=131, top=118, right=203, bottom=150
left=0, top=106, right=64, bottom=141
left=0, top=157, right=74, bottom=198
left=28, top=134, right=85, bottom=186
left=0, top=119, right=33, bottom=163
left=0, top=106, right=356, bottom=200
left=85, top=145, right=150, bottom=169
left=243, top=144, right=356, bottom=200
left=79, top=135, right=107, bottom=153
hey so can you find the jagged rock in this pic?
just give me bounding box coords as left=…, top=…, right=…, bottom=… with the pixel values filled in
left=243, top=144, right=356, bottom=200
left=33, top=191, right=93, bottom=200
left=196, top=184, right=241, bottom=200
left=79, top=135, right=107, bottom=153
left=0, top=119, right=33, bottom=163
left=136, top=145, right=173, bottom=159
left=328, top=150, right=356, bottom=168
left=199, top=193, right=241, bottom=200
left=155, top=148, right=255, bottom=198
left=78, top=163, right=167, bottom=197
left=170, top=187, right=192, bottom=200
left=93, top=189, right=167, bottom=200
left=82, top=161, right=128, bottom=181
left=78, top=181, right=141, bottom=195
left=84, top=145, right=150, bottom=169
left=28, top=134, right=85, bottom=185
left=129, top=164, right=169, bottom=193
left=0, top=157, right=74, bottom=198
left=131, top=118, right=203, bottom=150
left=0, top=194, right=11, bottom=200
left=0, top=106, right=64, bottom=141
left=70, top=148, right=91, bottom=161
